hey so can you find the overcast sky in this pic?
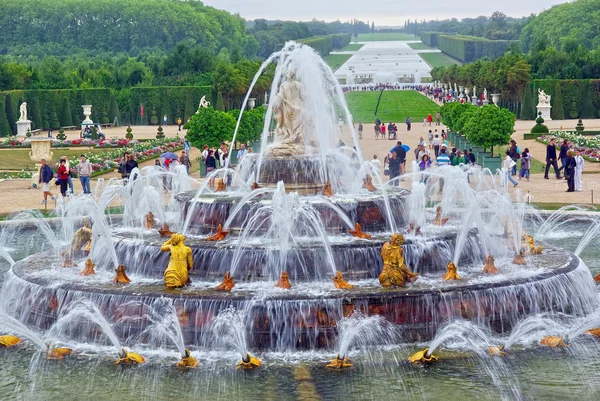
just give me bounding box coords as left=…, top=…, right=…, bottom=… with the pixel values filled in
left=203, top=0, right=568, bottom=26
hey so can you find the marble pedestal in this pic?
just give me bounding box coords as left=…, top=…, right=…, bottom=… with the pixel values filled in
left=17, top=120, right=32, bottom=137
left=537, top=105, right=552, bottom=121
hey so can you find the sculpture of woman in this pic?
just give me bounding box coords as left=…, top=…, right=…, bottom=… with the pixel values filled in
left=442, top=262, right=460, bottom=280
left=379, top=233, right=418, bottom=287
left=162, top=233, right=194, bottom=288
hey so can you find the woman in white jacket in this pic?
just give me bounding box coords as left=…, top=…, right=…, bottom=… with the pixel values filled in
left=574, top=150, right=585, bottom=191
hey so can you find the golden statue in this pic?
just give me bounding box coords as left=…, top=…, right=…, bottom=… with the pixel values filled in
left=71, top=219, right=92, bottom=256
left=251, top=182, right=261, bottom=190
left=322, top=180, right=333, bottom=197
left=349, top=223, right=371, bottom=239
left=145, top=212, right=155, bottom=229
left=379, top=234, right=418, bottom=287
left=113, top=264, right=131, bottom=284
left=442, top=262, right=460, bottom=280
left=587, top=328, right=600, bottom=338
left=162, top=233, right=194, bottom=288
left=206, top=224, right=229, bottom=241
left=408, top=348, right=438, bottom=364
left=215, top=178, right=227, bottom=192
left=176, top=349, right=198, bottom=369
left=47, top=346, right=73, bottom=360
left=483, top=255, right=499, bottom=274
left=512, top=252, right=526, bottom=265
left=522, top=233, right=542, bottom=255
left=326, top=355, right=353, bottom=369
left=540, top=336, right=568, bottom=348
left=362, top=174, right=377, bottom=192
left=488, top=345, right=506, bottom=357
left=406, top=223, right=422, bottom=236
left=332, top=271, right=353, bottom=289
left=236, top=353, right=262, bottom=369
left=158, top=223, right=173, bottom=237
left=61, top=256, right=77, bottom=268
left=275, top=272, right=292, bottom=289
left=0, top=335, right=21, bottom=347
left=594, top=274, right=600, bottom=283
left=80, top=258, right=96, bottom=276
left=115, top=348, right=146, bottom=365
left=216, top=272, right=235, bottom=291
left=433, top=206, right=449, bottom=226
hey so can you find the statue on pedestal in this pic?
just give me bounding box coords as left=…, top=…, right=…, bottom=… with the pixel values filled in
left=537, top=89, right=551, bottom=107
left=198, top=96, right=210, bottom=110
left=19, top=103, right=28, bottom=121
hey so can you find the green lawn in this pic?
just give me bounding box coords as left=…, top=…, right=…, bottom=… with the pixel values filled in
left=337, top=44, right=364, bottom=51
left=345, top=90, right=440, bottom=123
left=418, top=52, right=461, bottom=68
left=0, top=148, right=110, bottom=171
left=323, top=54, right=351, bottom=71
left=352, top=33, right=418, bottom=42
left=407, top=42, right=434, bottom=50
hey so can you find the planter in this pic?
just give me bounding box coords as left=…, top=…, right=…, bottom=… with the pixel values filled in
left=482, top=155, right=502, bottom=172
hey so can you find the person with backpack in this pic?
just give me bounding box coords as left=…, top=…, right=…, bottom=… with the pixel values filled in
left=519, top=148, right=532, bottom=181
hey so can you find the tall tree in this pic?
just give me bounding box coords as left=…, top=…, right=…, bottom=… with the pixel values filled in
left=0, top=97, right=10, bottom=137
left=30, top=97, right=42, bottom=130
left=108, top=95, right=120, bottom=124
left=59, top=97, right=73, bottom=127
left=4, top=95, right=16, bottom=136
left=551, top=82, right=565, bottom=120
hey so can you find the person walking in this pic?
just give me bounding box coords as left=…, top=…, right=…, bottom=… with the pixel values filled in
left=39, top=159, right=55, bottom=205
left=357, top=122, right=363, bottom=139
left=519, top=148, right=532, bottom=181
left=419, top=154, right=432, bottom=183
left=163, top=115, right=168, bottom=126
left=118, top=152, right=130, bottom=182
left=427, top=130, right=433, bottom=145
left=565, top=150, right=577, bottom=192
left=544, top=139, right=561, bottom=179
left=574, top=149, right=584, bottom=191
left=388, top=151, right=401, bottom=186
left=77, top=154, right=92, bottom=194
left=60, top=155, right=74, bottom=196
left=381, top=123, right=386, bottom=138
left=435, top=111, right=441, bottom=126
left=427, top=113, right=433, bottom=126
left=405, top=116, right=411, bottom=132
left=503, top=151, right=518, bottom=188
left=184, top=139, right=191, bottom=157
left=57, top=159, right=69, bottom=197
left=371, top=154, right=381, bottom=171
left=205, top=149, right=217, bottom=188
left=177, top=118, right=182, bottom=131
left=125, top=154, right=139, bottom=183
left=436, top=148, right=451, bottom=193
left=179, top=151, right=191, bottom=174
left=237, top=144, right=247, bottom=164
left=432, top=134, right=441, bottom=159
left=558, top=139, right=569, bottom=176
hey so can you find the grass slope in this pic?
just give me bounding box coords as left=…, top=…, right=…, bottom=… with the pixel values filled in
left=407, top=42, right=434, bottom=50
left=323, top=54, right=351, bottom=71
left=337, top=44, right=364, bottom=51
left=346, top=90, right=440, bottom=123
left=418, top=52, right=460, bottom=68
left=353, top=33, right=417, bottom=42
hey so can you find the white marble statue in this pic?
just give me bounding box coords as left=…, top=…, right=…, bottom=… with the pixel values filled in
left=537, top=89, right=551, bottom=106
left=483, top=88, right=488, bottom=100
left=473, top=86, right=477, bottom=97
left=19, top=102, right=28, bottom=121
left=198, top=96, right=210, bottom=109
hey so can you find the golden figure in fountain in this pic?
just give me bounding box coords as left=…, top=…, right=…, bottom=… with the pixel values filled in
left=488, top=345, right=506, bottom=357
left=162, top=233, right=193, bottom=288
left=216, top=272, right=235, bottom=291
left=251, top=182, right=261, bottom=191
left=332, top=271, right=353, bottom=289
left=47, top=345, right=73, bottom=360
left=144, top=212, right=155, bottom=229
left=206, top=224, right=229, bottom=241
left=326, top=354, right=353, bottom=369
left=406, top=223, right=422, bottom=236
left=587, top=328, right=600, bottom=338
left=158, top=223, right=173, bottom=237
left=442, top=262, right=461, bottom=280
left=433, top=206, right=449, bottom=226
left=176, top=349, right=199, bottom=369
left=522, top=233, right=542, bottom=255
left=408, top=348, right=438, bottom=364
left=236, top=353, right=262, bottom=369
left=71, top=219, right=92, bottom=255
left=540, top=336, right=568, bottom=347
left=275, top=272, right=292, bottom=289
left=322, top=180, right=333, bottom=197
left=512, top=252, right=527, bottom=265
left=115, top=348, right=146, bottom=365
left=362, top=174, right=377, bottom=192
left=379, top=234, right=419, bottom=287
left=0, top=335, right=21, bottom=347
left=349, top=222, right=371, bottom=239
left=483, top=255, right=499, bottom=274
left=80, top=258, right=96, bottom=276
left=113, top=264, right=131, bottom=284
left=215, top=178, right=227, bottom=192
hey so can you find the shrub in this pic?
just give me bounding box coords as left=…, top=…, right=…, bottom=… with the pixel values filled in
left=56, top=128, right=67, bottom=140
left=150, top=112, right=159, bottom=125
left=531, top=124, right=549, bottom=134
left=156, top=125, right=165, bottom=139
left=25, top=129, right=31, bottom=138
left=463, top=105, right=515, bottom=153
left=575, top=119, right=585, bottom=132
left=125, top=126, right=133, bottom=140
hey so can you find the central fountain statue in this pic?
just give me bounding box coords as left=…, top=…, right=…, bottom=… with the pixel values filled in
left=379, top=234, right=419, bottom=287
left=161, top=233, right=193, bottom=288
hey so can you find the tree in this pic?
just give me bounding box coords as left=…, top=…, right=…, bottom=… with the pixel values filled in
left=49, top=110, right=60, bottom=130
left=30, top=98, right=42, bottom=130
left=108, top=95, right=120, bottom=124
left=551, top=82, right=565, bottom=120
left=520, top=84, right=535, bottom=120
left=59, top=97, right=73, bottom=127
left=4, top=95, right=16, bottom=136
left=186, top=107, right=236, bottom=148
left=228, top=107, right=265, bottom=144
left=439, top=102, right=473, bottom=131
left=215, top=92, right=225, bottom=111
left=463, top=105, right=515, bottom=154
left=0, top=97, right=10, bottom=137
left=184, top=91, right=195, bottom=121
left=581, top=81, right=595, bottom=119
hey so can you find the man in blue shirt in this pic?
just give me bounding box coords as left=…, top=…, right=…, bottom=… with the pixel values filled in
left=390, top=141, right=406, bottom=162
left=39, top=159, right=55, bottom=205
left=237, top=143, right=248, bottom=164
left=436, top=148, right=451, bottom=166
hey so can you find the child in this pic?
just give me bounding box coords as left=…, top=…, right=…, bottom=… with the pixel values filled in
left=519, top=148, right=532, bottom=181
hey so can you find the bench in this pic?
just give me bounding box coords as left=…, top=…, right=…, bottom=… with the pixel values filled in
left=100, top=123, right=113, bottom=128
left=61, top=126, right=77, bottom=131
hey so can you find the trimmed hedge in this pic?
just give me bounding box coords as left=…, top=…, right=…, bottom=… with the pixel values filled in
left=437, top=34, right=516, bottom=63
left=420, top=32, right=439, bottom=47
left=299, top=33, right=352, bottom=56
left=521, top=79, right=600, bottom=120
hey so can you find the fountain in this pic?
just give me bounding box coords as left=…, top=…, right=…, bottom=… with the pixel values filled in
left=0, top=41, right=598, bottom=400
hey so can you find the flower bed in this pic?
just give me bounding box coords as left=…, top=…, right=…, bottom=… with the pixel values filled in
left=0, top=137, right=143, bottom=148
left=69, top=137, right=184, bottom=175
left=537, top=131, right=600, bottom=162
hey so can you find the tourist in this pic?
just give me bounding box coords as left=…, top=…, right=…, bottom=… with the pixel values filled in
left=358, top=122, right=363, bottom=139
left=390, top=141, right=407, bottom=167
left=57, top=159, right=69, bottom=197
left=177, top=118, right=182, bottom=131
left=575, top=149, right=585, bottom=191
left=432, top=134, right=441, bottom=159
left=61, top=155, right=74, bottom=195
left=519, top=148, right=532, bottom=181
left=435, top=111, right=441, bottom=126
left=163, top=114, right=168, bottom=126
left=427, top=113, right=433, bottom=126
left=125, top=154, right=139, bottom=182
left=219, top=151, right=228, bottom=169
left=565, top=150, right=577, bottom=192
left=468, top=149, right=476, bottom=165
left=449, top=148, right=457, bottom=164
left=509, top=140, right=519, bottom=176
left=503, top=151, right=518, bottom=188
left=205, top=150, right=216, bottom=187
left=237, top=143, right=247, bottom=164
left=419, top=154, right=432, bottom=183
left=179, top=151, right=191, bottom=174
left=436, top=148, right=451, bottom=166
left=381, top=123, right=386, bottom=138
left=544, top=138, right=561, bottom=179
left=118, top=152, right=130, bottom=181
left=338, top=115, right=343, bottom=132
left=247, top=147, right=254, bottom=154
left=452, top=150, right=466, bottom=166
left=417, top=145, right=429, bottom=163
left=374, top=123, right=380, bottom=139
left=39, top=159, right=55, bottom=205
left=77, top=154, right=92, bottom=194
left=202, top=144, right=209, bottom=160
left=184, top=139, right=191, bottom=157
left=388, top=151, right=401, bottom=186
left=405, top=116, right=411, bottom=131
left=427, top=130, right=433, bottom=145
left=337, top=139, right=345, bottom=148
left=558, top=138, right=570, bottom=176
left=423, top=117, right=427, bottom=126
left=371, top=154, right=381, bottom=171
